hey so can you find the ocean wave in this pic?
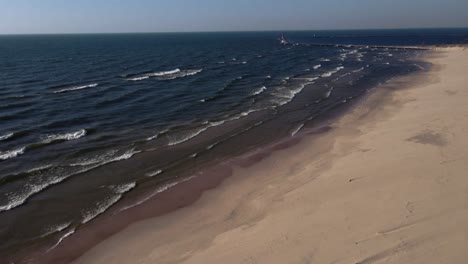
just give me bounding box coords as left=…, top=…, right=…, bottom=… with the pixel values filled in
left=145, top=169, right=163, bottom=177
left=167, top=120, right=226, bottom=146
left=325, top=87, right=334, bottom=98
left=321, top=66, right=344, bottom=78
left=119, top=176, right=195, bottom=212
left=272, top=82, right=311, bottom=107
left=42, top=129, right=87, bottom=144
left=42, top=222, right=72, bottom=238
left=0, top=149, right=140, bottom=213
left=313, top=64, right=322, bottom=70
left=0, top=147, right=25, bottom=161
left=110, top=182, right=136, bottom=194
left=291, top=123, right=305, bottom=136
left=82, top=182, right=136, bottom=224
left=251, top=86, right=267, bottom=96
left=46, top=228, right=75, bottom=253
left=127, top=69, right=202, bottom=81
left=0, top=175, right=67, bottom=212
left=167, top=126, right=209, bottom=146
left=53, top=83, right=98, bottom=94
left=0, top=133, right=14, bottom=141
left=206, top=141, right=220, bottom=150
left=353, top=67, right=365, bottom=73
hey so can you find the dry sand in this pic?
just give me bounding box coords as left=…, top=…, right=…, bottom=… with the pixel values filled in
left=73, top=47, right=468, bottom=264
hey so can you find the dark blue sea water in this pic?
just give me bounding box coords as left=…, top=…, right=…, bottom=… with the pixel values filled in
left=0, top=30, right=466, bottom=262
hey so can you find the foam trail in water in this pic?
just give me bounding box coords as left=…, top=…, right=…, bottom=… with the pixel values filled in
left=0, top=147, right=25, bottom=161
left=119, top=176, right=196, bottom=212
left=0, top=149, right=140, bottom=213
left=321, top=66, right=344, bottom=78
left=41, top=222, right=72, bottom=238
left=53, top=84, right=98, bottom=94
left=81, top=182, right=136, bottom=224
left=0, top=133, right=14, bottom=141
left=145, top=169, right=163, bottom=177
left=167, top=126, right=208, bottom=146
left=128, top=69, right=202, bottom=81
left=46, top=228, right=76, bottom=253
left=251, top=86, right=267, bottom=96
left=325, top=87, right=334, bottom=98
left=291, top=123, right=305, bottom=137
left=43, top=129, right=86, bottom=144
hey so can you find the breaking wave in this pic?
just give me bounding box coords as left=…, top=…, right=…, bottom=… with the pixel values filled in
left=251, top=86, right=267, bottom=96
left=0, top=133, right=14, bottom=141
left=0, top=149, right=140, bottom=213
left=42, top=129, right=87, bottom=144
left=0, top=147, right=26, bottom=161
left=321, top=66, right=344, bottom=77
left=53, top=83, right=98, bottom=94
left=46, top=228, right=76, bottom=253
left=119, top=176, right=196, bottom=212
left=81, top=182, right=136, bottom=224
left=291, top=123, right=305, bottom=136
left=127, top=69, right=202, bottom=81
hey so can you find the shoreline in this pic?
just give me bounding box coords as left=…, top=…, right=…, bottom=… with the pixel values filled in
left=9, top=45, right=464, bottom=263
left=70, top=46, right=468, bottom=263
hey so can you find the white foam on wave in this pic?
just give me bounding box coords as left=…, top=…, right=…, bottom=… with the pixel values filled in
left=145, top=169, right=163, bottom=177
left=119, top=176, right=196, bottom=212
left=272, top=82, right=311, bottom=107
left=0, top=147, right=25, bottom=161
left=127, top=69, right=181, bottom=81
left=82, top=182, right=136, bottom=224
left=146, top=128, right=169, bottom=141
left=251, top=86, right=267, bottom=96
left=353, top=67, right=365, bottom=73
left=128, top=76, right=149, bottom=81
left=321, top=66, right=344, bottom=78
left=128, top=68, right=203, bottom=81
left=53, top=83, right=98, bottom=94
left=167, top=126, right=209, bottom=146
left=319, top=58, right=331, bottom=62
left=42, top=222, right=72, bottom=238
left=325, top=87, right=334, bottom=98
left=43, top=129, right=86, bottom=144
left=313, top=64, right=322, bottom=70
left=0, top=174, right=67, bottom=212
left=291, top=123, right=305, bottom=137
left=167, top=120, right=225, bottom=146
left=0, top=133, right=14, bottom=141
left=46, top=228, right=76, bottom=253
left=0, top=149, right=140, bottom=213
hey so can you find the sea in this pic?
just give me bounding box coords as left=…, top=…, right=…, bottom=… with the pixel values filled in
left=1, top=28, right=467, bottom=262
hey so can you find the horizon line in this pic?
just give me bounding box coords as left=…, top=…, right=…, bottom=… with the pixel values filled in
left=1, top=26, right=467, bottom=36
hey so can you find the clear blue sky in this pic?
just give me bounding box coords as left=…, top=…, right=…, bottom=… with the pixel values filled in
left=1, top=0, right=467, bottom=34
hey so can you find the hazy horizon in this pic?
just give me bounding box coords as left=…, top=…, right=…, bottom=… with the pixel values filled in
left=1, top=0, right=468, bottom=35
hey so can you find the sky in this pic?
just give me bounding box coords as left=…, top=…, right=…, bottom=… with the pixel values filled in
left=1, top=0, right=468, bottom=34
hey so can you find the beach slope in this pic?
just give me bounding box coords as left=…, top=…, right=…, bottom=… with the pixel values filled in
left=74, top=47, right=468, bottom=264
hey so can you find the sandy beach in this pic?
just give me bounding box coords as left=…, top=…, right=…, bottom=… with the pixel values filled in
left=72, top=46, right=468, bottom=264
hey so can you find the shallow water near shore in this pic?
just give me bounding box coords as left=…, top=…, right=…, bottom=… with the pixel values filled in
left=0, top=30, right=467, bottom=262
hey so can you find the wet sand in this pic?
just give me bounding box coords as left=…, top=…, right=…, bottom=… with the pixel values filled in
left=72, top=46, right=468, bottom=264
